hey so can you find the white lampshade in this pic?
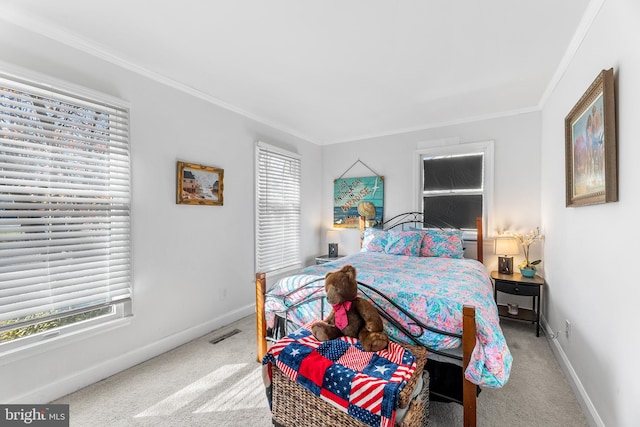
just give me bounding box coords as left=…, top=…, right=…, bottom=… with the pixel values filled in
left=494, top=237, right=519, bottom=255
left=326, top=230, right=341, bottom=244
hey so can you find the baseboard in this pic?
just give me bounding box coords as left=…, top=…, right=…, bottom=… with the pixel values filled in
left=540, top=316, right=604, bottom=427
left=10, top=304, right=254, bottom=404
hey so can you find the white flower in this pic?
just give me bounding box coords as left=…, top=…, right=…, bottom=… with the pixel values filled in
left=509, top=227, right=543, bottom=269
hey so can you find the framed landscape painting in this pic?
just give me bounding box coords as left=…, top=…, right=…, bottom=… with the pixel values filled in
left=565, top=68, right=617, bottom=207
left=176, top=161, right=224, bottom=206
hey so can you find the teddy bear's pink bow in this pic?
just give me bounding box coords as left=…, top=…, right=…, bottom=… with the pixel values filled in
left=332, top=300, right=352, bottom=330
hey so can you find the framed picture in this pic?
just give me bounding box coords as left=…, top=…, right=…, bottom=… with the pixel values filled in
left=565, top=68, right=617, bottom=207
left=176, top=161, right=224, bottom=206
left=333, top=176, right=384, bottom=228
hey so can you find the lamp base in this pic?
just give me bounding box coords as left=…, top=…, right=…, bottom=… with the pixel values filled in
left=498, top=256, right=514, bottom=275
left=328, top=243, right=338, bottom=258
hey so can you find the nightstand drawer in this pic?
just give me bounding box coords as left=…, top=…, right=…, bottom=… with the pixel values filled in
left=495, top=280, right=539, bottom=296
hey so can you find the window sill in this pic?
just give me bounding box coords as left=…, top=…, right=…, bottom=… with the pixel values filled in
left=0, top=315, right=133, bottom=367
left=462, top=230, right=478, bottom=241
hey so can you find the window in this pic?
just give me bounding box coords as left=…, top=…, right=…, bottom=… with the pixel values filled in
left=255, top=141, right=301, bottom=275
left=0, top=72, right=131, bottom=349
left=417, top=141, right=494, bottom=234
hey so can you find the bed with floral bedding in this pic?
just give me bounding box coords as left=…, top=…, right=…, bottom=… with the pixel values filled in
left=255, top=214, right=510, bottom=427
left=263, top=251, right=511, bottom=388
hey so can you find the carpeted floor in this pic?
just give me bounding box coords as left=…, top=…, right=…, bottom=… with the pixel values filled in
left=429, top=318, right=588, bottom=426
left=54, top=315, right=588, bottom=426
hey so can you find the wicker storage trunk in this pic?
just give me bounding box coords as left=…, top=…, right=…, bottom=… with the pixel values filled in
left=271, top=345, right=429, bottom=427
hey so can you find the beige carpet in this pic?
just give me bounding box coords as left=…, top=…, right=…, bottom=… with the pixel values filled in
left=429, top=318, right=589, bottom=426
left=54, top=315, right=588, bottom=426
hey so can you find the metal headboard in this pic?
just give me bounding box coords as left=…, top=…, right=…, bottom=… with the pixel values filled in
left=380, top=211, right=457, bottom=231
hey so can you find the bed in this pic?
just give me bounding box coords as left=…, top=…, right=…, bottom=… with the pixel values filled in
left=256, top=214, right=512, bottom=427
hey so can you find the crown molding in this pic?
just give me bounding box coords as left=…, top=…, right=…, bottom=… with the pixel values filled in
left=324, top=106, right=541, bottom=146
left=0, top=8, right=320, bottom=145
left=538, top=0, right=606, bottom=108
left=2, top=2, right=602, bottom=147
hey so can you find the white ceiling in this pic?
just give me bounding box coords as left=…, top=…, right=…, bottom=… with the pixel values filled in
left=2, top=0, right=594, bottom=145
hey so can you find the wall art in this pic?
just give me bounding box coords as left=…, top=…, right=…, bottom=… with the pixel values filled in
left=565, top=68, right=617, bottom=207
left=177, top=161, right=224, bottom=206
left=333, top=176, right=384, bottom=228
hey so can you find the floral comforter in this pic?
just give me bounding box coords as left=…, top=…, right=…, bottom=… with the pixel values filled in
left=264, top=252, right=512, bottom=388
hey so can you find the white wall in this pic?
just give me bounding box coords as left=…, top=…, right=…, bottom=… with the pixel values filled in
left=3, top=3, right=637, bottom=424
left=0, top=22, right=322, bottom=402
left=320, top=113, right=544, bottom=311
left=540, top=1, right=640, bottom=426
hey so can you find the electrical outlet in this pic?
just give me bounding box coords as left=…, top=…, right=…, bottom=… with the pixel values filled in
left=565, top=320, right=571, bottom=339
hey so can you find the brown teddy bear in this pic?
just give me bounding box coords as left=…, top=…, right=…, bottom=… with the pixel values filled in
left=311, top=265, right=389, bottom=352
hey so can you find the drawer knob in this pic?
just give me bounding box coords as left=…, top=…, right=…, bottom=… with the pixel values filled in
left=514, top=287, right=520, bottom=292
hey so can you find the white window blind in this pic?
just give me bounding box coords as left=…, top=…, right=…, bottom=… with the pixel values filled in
left=417, top=140, right=494, bottom=236
left=255, top=141, right=301, bottom=275
left=422, top=153, right=484, bottom=229
left=0, top=73, right=131, bottom=333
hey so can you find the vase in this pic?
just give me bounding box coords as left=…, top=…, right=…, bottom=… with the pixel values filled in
left=520, top=268, right=536, bottom=278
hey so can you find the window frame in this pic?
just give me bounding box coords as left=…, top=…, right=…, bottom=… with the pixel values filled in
left=0, top=66, right=132, bottom=356
left=254, top=140, right=302, bottom=276
left=415, top=140, right=494, bottom=238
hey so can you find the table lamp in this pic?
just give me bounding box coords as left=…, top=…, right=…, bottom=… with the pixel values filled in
left=495, top=236, right=519, bottom=275
left=326, top=230, right=341, bottom=258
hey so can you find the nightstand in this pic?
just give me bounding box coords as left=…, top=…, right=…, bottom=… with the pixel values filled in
left=315, top=254, right=345, bottom=265
left=491, top=271, right=545, bottom=337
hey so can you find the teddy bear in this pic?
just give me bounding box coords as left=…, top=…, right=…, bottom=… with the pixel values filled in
left=311, top=265, right=389, bottom=352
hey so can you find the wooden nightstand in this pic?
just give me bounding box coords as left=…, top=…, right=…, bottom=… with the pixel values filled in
left=491, top=270, right=545, bottom=337
left=315, top=254, right=345, bottom=265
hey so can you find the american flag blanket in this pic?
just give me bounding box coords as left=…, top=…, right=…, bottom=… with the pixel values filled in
left=262, top=323, right=417, bottom=427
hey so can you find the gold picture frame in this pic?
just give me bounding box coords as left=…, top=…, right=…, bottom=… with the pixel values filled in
left=565, top=68, right=617, bottom=207
left=176, top=161, right=224, bottom=206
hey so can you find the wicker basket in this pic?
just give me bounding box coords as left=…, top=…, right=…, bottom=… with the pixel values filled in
left=271, top=345, right=429, bottom=427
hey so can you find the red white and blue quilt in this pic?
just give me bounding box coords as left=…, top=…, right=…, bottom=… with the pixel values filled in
left=262, top=322, right=417, bottom=427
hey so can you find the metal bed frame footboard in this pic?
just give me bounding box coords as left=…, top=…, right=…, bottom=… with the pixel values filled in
left=265, top=277, right=326, bottom=344
left=264, top=277, right=468, bottom=405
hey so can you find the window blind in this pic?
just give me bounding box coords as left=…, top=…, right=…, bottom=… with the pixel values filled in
left=0, top=73, right=131, bottom=330
left=422, top=153, right=484, bottom=229
left=423, top=154, right=483, bottom=191
left=255, top=141, right=301, bottom=274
